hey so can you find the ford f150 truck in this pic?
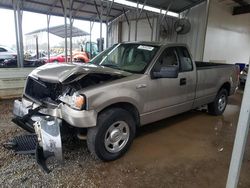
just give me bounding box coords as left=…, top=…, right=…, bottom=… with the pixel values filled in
left=11, top=42, right=238, bottom=169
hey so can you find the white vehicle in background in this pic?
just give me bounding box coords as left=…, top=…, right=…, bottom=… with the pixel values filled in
left=0, top=45, right=17, bottom=61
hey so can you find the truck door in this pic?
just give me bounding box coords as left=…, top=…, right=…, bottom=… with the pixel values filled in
left=143, top=46, right=196, bottom=122
left=176, top=46, right=196, bottom=104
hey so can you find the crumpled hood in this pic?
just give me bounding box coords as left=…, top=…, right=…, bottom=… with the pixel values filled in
left=29, top=63, right=131, bottom=83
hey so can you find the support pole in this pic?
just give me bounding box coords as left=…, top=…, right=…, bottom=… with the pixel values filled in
left=155, top=9, right=162, bottom=41
left=61, top=0, right=68, bottom=63
left=69, top=0, right=74, bottom=63
left=35, top=35, right=39, bottom=59
left=17, top=0, right=24, bottom=67
left=135, top=2, right=139, bottom=41
left=100, top=2, right=103, bottom=52
left=89, top=21, right=92, bottom=59
left=89, top=20, right=95, bottom=59
left=135, top=0, right=146, bottom=41
left=123, top=8, right=130, bottom=41
left=106, top=0, right=114, bottom=48
left=94, top=0, right=103, bottom=52
left=47, top=15, right=51, bottom=61
left=226, top=61, right=250, bottom=187
left=13, top=0, right=21, bottom=67
left=64, top=16, right=67, bottom=62
left=151, top=15, right=155, bottom=41
left=145, top=12, right=153, bottom=41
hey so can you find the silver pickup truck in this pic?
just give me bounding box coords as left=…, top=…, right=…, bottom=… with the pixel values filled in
left=12, top=42, right=238, bottom=166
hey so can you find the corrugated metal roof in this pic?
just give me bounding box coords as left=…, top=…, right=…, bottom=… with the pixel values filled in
left=0, top=0, right=206, bottom=22
left=25, top=24, right=89, bottom=38
left=0, top=0, right=130, bottom=22
left=127, top=0, right=206, bottom=13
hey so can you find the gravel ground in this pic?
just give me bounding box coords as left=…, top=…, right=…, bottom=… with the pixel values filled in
left=0, top=93, right=250, bottom=187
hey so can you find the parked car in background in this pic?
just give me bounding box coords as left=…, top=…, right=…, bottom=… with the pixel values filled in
left=240, top=64, right=248, bottom=85
left=0, top=45, right=17, bottom=61
left=0, top=56, right=46, bottom=68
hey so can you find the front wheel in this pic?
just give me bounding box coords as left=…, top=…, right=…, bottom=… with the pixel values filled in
left=87, top=108, right=136, bottom=161
left=208, top=89, right=228, bottom=115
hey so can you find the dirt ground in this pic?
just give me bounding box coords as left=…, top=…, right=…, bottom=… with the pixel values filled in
left=0, top=91, right=250, bottom=188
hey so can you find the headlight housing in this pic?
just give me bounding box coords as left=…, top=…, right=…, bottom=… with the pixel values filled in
left=59, top=93, right=86, bottom=110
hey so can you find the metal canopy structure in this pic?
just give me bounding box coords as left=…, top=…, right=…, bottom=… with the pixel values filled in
left=0, top=0, right=207, bottom=67
left=0, top=0, right=129, bottom=22
left=26, top=24, right=89, bottom=38
left=127, top=0, right=206, bottom=13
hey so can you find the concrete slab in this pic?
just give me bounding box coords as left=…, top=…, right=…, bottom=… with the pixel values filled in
left=0, top=68, right=34, bottom=99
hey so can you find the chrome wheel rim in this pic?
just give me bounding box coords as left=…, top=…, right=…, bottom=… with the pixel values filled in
left=218, top=94, right=226, bottom=111
left=104, top=121, right=130, bottom=153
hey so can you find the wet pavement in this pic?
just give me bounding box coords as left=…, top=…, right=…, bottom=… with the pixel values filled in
left=0, top=91, right=250, bottom=187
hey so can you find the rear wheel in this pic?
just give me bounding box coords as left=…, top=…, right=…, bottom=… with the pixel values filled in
left=208, top=89, right=228, bottom=115
left=87, top=108, right=136, bottom=161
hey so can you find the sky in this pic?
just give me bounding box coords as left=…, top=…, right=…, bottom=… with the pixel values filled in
left=0, top=8, right=106, bottom=50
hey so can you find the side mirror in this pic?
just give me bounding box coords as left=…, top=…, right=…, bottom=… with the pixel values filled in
left=152, top=66, right=179, bottom=79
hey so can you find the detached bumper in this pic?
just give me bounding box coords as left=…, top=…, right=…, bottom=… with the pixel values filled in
left=11, top=98, right=97, bottom=172
left=13, top=98, right=97, bottom=128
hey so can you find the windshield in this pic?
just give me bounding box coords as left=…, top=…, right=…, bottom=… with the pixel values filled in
left=90, top=43, right=159, bottom=73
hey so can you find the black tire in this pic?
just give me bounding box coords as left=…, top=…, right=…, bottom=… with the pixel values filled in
left=87, top=108, right=136, bottom=161
left=208, top=89, right=228, bottom=115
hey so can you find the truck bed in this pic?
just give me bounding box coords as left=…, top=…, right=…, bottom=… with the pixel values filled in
left=195, top=61, right=235, bottom=70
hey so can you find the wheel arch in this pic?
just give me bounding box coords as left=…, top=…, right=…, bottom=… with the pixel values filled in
left=220, top=82, right=231, bottom=96
left=97, top=102, right=140, bottom=127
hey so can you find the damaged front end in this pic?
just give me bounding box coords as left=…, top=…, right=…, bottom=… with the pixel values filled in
left=7, top=63, right=128, bottom=172
left=10, top=99, right=63, bottom=172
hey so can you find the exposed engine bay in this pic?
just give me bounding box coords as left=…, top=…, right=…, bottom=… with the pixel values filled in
left=25, top=73, right=125, bottom=106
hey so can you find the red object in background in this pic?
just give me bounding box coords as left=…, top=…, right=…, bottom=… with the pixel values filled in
left=47, top=52, right=90, bottom=63
left=47, top=54, right=69, bottom=63
left=73, top=52, right=90, bottom=63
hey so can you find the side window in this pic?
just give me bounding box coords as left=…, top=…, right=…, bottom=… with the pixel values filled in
left=153, top=47, right=178, bottom=72
left=0, top=47, right=7, bottom=52
left=177, top=47, right=193, bottom=72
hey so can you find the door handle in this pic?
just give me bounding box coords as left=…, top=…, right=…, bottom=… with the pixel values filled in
left=180, top=78, right=186, bottom=86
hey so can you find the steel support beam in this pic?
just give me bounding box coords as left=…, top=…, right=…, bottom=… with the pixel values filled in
left=106, top=0, right=114, bottom=48
left=89, top=19, right=95, bottom=58
left=69, top=0, right=75, bottom=63
left=61, top=0, right=68, bottom=63
left=155, top=9, right=162, bottom=41
left=47, top=14, right=51, bottom=61
left=12, top=0, right=21, bottom=67
left=16, top=0, right=24, bottom=67
left=135, top=0, right=146, bottom=41
left=145, top=12, right=154, bottom=41
left=123, top=8, right=130, bottom=41
left=100, top=2, right=103, bottom=52
left=226, top=58, right=250, bottom=188
left=12, top=0, right=24, bottom=67
left=35, top=35, right=39, bottom=59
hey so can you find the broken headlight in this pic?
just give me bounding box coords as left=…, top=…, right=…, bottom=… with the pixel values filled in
left=59, top=93, right=86, bottom=110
